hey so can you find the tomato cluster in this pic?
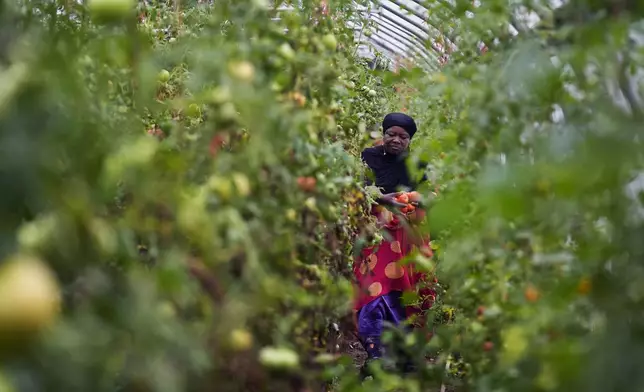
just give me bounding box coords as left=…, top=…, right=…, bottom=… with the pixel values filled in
left=395, top=191, right=426, bottom=223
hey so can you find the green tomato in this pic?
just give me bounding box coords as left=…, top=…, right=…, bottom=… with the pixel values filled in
left=278, top=43, right=295, bottom=60
left=321, top=34, right=337, bottom=51
left=16, top=213, right=58, bottom=251
left=258, top=347, right=299, bottom=369
left=186, top=103, right=201, bottom=118
left=209, top=86, right=231, bottom=105
left=157, top=69, right=170, bottom=83
left=0, top=254, right=61, bottom=340
left=220, top=102, right=237, bottom=121
left=232, top=173, right=251, bottom=197
left=157, top=302, right=176, bottom=318
left=208, top=176, right=233, bottom=201
left=158, top=119, right=174, bottom=135
left=285, top=208, right=297, bottom=221
left=368, top=89, right=377, bottom=97
left=230, top=329, right=253, bottom=351
left=228, top=61, right=255, bottom=82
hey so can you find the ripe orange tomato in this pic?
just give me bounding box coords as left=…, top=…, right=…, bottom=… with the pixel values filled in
left=396, top=193, right=409, bottom=204
left=577, top=277, right=591, bottom=295
left=408, top=191, right=421, bottom=202
left=524, top=284, right=540, bottom=302
left=407, top=208, right=425, bottom=223
left=297, top=176, right=316, bottom=192
left=209, top=133, right=228, bottom=157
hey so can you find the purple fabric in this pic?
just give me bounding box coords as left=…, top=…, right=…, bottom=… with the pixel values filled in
left=357, top=291, right=408, bottom=359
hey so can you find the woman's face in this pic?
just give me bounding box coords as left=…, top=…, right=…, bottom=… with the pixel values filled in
left=383, top=126, right=410, bottom=155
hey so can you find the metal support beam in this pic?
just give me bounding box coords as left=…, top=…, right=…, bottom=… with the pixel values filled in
left=362, top=32, right=436, bottom=70
left=371, top=15, right=439, bottom=61
left=374, top=9, right=444, bottom=55
left=370, top=30, right=432, bottom=65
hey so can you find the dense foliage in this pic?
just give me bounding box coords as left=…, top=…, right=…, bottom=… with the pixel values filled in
left=402, top=3, right=644, bottom=392
left=2, top=0, right=644, bottom=391
left=0, top=0, right=395, bottom=390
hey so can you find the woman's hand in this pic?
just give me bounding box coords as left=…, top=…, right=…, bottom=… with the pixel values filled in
left=377, top=192, right=407, bottom=208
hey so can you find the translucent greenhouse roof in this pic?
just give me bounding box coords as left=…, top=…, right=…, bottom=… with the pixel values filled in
left=351, top=0, right=450, bottom=71
left=352, top=0, right=544, bottom=71
left=276, top=1, right=546, bottom=71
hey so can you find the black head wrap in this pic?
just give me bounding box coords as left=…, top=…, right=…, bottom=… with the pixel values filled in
left=382, top=112, right=417, bottom=139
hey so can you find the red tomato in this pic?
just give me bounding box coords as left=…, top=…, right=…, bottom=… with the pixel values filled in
left=408, top=191, right=421, bottom=202
left=209, top=134, right=227, bottom=157
left=296, top=177, right=316, bottom=192
left=396, top=193, right=409, bottom=204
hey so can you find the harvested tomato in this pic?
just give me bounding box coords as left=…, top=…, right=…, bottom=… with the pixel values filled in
left=408, top=191, right=421, bottom=202
left=396, top=193, right=409, bottom=204
left=408, top=209, right=425, bottom=223
left=419, top=245, right=433, bottom=257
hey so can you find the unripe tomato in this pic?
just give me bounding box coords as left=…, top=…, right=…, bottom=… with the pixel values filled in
left=207, top=176, right=233, bottom=201
left=208, top=86, right=231, bottom=104
left=278, top=43, right=295, bottom=60
left=285, top=208, right=298, bottom=222
left=230, top=329, right=253, bottom=351
left=228, top=61, right=255, bottom=82
left=321, top=34, right=337, bottom=51
left=220, top=102, right=237, bottom=121
left=157, top=69, right=170, bottom=83
left=0, top=254, right=61, bottom=344
left=157, top=302, right=176, bottom=318
left=186, top=103, right=201, bottom=118
left=232, top=173, right=251, bottom=197
left=259, top=347, right=299, bottom=369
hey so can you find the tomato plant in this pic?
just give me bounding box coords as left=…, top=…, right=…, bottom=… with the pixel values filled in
left=2, top=0, right=644, bottom=391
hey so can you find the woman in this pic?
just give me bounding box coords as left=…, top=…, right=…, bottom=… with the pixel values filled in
left=354, top=112, right=435, bottom=375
